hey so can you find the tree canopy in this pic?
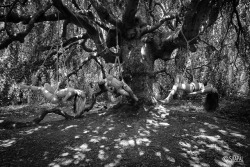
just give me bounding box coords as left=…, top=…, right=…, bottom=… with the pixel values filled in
left=0, top=0, right=249, bottom=105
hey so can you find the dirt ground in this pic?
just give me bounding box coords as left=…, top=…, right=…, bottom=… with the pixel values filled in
left=0, top=98, right=250, bottom=167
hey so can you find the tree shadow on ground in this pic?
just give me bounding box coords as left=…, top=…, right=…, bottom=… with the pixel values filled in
left=218, top=97, right=250, bottom=124
left=0, top=100, right=250, bottom=167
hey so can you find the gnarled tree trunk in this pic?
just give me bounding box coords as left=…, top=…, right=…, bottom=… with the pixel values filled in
left=122, top=40, right=155, bottom=104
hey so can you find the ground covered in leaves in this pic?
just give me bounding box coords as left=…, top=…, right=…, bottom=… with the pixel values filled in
left=0, top=98, right=250, bottom=167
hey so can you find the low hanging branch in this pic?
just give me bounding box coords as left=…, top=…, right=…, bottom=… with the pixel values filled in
left=0, top=11, right=66, bottom=24
left=0, top=89, right=104, bottom=129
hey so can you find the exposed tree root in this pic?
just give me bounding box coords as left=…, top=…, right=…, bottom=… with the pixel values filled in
left=0, top=88, right=155, bottom=129
left=107, top=100, right=152, bottom=119
left=0, top=91, right=102, bottom=130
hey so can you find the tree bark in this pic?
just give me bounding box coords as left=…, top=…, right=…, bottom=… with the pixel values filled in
left=122, top=40, right=155, bottom=104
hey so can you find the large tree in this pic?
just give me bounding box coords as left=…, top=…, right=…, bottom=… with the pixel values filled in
left=0, top=0, right=247, bottom=105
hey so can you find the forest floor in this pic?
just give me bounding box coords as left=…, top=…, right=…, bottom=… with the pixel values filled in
left=0, top=97, right=250, bottom=167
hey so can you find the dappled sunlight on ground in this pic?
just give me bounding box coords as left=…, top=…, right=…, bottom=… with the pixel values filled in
left=0, top=104, right=70, bottom=123
left=0, top=102, right=250, bottom=166
left=61, top=125, right=78, bottom=131
left=18, top=125, right=52, bottom=135
left=0, top=138, right=17, bottom=147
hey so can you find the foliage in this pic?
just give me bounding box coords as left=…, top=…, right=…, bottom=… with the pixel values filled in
left=0, top=0, right=249, bottom=106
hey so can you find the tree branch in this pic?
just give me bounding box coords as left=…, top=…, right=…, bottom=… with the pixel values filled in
left=122, top=0, right=139, bottom=29
left=233, top=2, right=243, bottom=34
left=186, top=63, right=211, bottom=71
left=5, top=0, right=19, bottom=20
left=71, top=0, right=81, bottom=10
left=52, top=0, right=97, bottom=35
left=140, top=13, right=178, bottom=37
left=0, top=92, right=104, bottom=129
left=35, top=37, right=90, bottom=70
left=0, top=2, right=52, bottom=50
left=0, top=12, right=66, bottom=24
left=92, top=56, right=106, bottom=78
left=33, top=108, right=73, bottom=124
left=89, top=0, right=118, bottom=26
left=199, top=39, right=218, bottom=51
left=38, top=33, right=90, bottom=52
left=63, top=54, right=98, bottom=79
left=62, top=48, right=120, bottom=83
left=153, top=0, right=222, bottom=61
left=92, top=19, right=109, bottom=31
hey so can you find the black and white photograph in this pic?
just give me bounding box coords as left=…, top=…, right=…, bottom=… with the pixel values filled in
left=0, top=0, right=249, bottom=166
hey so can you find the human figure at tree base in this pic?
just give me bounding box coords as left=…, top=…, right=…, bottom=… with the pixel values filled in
left=160, top=74, right=219, bottom=111
left=98, top=74, right=139, bottom=103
